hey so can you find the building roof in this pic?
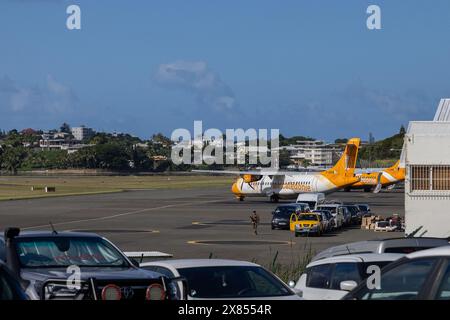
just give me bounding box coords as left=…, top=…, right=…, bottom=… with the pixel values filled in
left=407, top=121, right=450, bottom=135
left=433, top=98, right=450, bottom=121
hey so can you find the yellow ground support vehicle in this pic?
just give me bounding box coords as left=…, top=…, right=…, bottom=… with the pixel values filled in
left=291, top=213, right=324, bottom=237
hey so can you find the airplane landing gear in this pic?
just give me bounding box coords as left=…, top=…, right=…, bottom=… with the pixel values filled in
left=238, top=196, right=244, bottom=201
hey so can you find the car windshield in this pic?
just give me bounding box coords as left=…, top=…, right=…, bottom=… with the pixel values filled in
left=301, top=202, right=315, bottom=209
left=178, top=266, right=292, bottom=298
left=274, top=206, right=296, bottom=217
left=299, top=214, right=319, bottom=221
left=15, top=237, right=128, bottom=268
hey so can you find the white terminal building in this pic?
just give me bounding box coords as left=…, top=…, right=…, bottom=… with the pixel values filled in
left=280, top=140, right=341, bottom=167
left=71, top=126, right=95, bottom=141
left=404, top=98, right=450, bottom=238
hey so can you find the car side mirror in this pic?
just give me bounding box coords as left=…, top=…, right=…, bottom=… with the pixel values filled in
left=340, top=280, right=358, bottom=292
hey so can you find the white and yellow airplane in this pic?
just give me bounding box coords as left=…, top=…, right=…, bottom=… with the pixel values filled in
left=196, top=138, right=361, bottom=202
left=349, top=160, right=405, bottom=193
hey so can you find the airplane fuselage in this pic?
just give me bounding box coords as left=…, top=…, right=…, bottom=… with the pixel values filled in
left=228, top=138, right=361, bottom=201
left=351, top=163, right=405, bottom=190
left=232, top=173, right=352, bottom=199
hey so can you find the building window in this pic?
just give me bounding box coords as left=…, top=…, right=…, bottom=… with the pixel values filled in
left=410, top=165, right=430, bottom=191
left=432, top=166, right=450, bottom=190
left=410, top=165, right=450, bottom=191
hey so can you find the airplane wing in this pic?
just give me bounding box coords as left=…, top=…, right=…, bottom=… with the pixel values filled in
left=192, top=169, right=321, bottom=176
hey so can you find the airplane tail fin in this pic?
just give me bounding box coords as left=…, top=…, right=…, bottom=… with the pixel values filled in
left=389, top=160, right=401, bottom=170
left=385, top=159, right=405, bottom=181
left=329, top=138, right=360, bottom=176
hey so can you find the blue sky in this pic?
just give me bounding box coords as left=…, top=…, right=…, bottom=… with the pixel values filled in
left=1, top=0, right=449, bottom=141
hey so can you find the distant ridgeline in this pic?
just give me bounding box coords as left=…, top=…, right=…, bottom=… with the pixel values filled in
left=358, top=130, right=405, bottom=168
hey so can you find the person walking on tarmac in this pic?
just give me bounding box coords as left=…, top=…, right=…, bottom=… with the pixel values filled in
left=250, top=210, right=260, bottom=235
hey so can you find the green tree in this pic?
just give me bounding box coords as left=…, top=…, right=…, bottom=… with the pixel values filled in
left=60, top=122, right=71, bottom=134
left=151, top=133, right=172, bottom=146
left=67, top=147, right=98, bottom=169
left=279, top=134, right=314, bottom=146
left=278, top=149, right=292, bottom=168
left=89, top=133, right=109, bottom=145
left=129, top=146, right=152, bottom=170
left=1, top=146, right=27, bottom=174
left=301, top=159, right=312, bottom=168
left=94, top=143, right=130, bottom=170
left=22, top=149, right=68, bottom=170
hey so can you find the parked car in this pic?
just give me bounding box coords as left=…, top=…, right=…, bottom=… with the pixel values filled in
left=140, top=259, right=302, bottom=300
left=313, top=210, right=333, bottom=232
left=271, top=203, right=310, bottom=230
left=0, top=227, right=183, bottom=300
left=341, top=207, right=352, bottom=226
left=292, top=213, right=325, bottom=237
left=0, top=261, right=28, bottom=300
left=356, top=204, right=371, bottom=215
left=343, top=246, right=450, bottom=300
left=296, top=193, right=325, bottom=210
left=316, top=204, right=345, bottom=229
left=294, top=253, right=404, bottom=299
left=341, top=205, right=362, bottom=225
left=311, top=237, right=450, bottom=262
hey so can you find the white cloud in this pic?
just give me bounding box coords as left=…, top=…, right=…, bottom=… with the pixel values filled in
left=335, top=83, right=432, bottom=122
left=155, top=60, right=237, bottom=112
left=0, top=75, right=77, bottom=114
left=10, top=87, right=32, bottom=112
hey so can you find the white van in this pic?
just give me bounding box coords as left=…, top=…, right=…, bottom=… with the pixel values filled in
left=316, top=204, right=345, bottom=229
left=293, top=253, right=405, bottom=300
left=296, top=193, right=325, bottom=210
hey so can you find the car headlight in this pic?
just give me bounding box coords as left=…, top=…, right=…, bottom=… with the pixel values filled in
left=146, top=283, right=166, bottom=300
left=101, top=284, right=122, bottom=300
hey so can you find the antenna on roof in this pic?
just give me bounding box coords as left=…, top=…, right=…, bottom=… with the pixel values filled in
left=345, top=245, right=351, bottom=254
left=50, top=222, right=58, bottom=235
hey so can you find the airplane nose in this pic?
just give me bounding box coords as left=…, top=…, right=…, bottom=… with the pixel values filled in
left=232, top=182, right=240, bottom=194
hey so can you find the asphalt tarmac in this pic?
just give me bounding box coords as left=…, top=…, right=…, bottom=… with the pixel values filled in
left=0, top=187, right=405, bottom=265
